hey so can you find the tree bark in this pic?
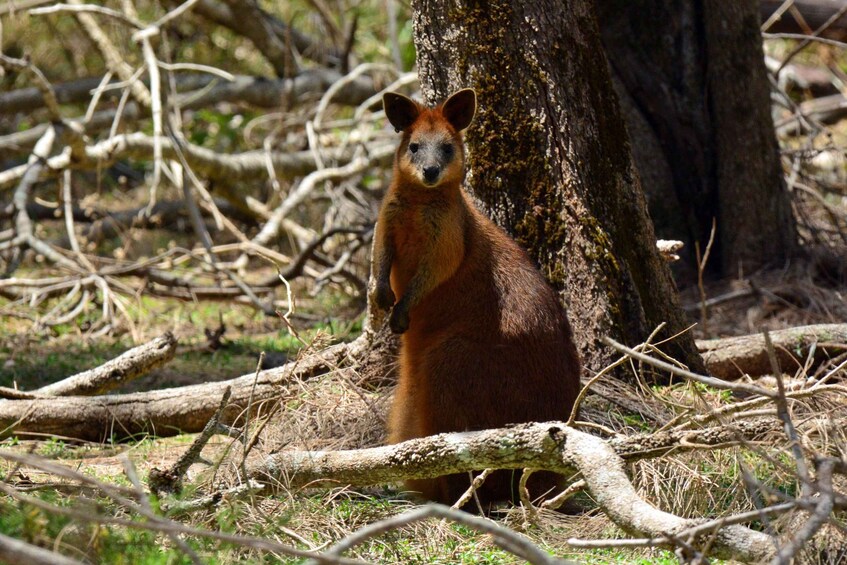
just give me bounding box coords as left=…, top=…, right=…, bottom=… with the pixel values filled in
left=411, top=0, right=703, bottom=375
left=598, top=0, right=798, bottom=278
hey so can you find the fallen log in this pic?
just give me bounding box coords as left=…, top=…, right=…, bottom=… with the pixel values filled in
left=697, top=323, right=847, bottom=380
left=3, top=323, right=842, bottom=441
left=0, top=338, right=360, bottom=442
left=249, top=421, right=778, bottom=562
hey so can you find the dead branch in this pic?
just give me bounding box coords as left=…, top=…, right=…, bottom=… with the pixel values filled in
left=63, top=0, right=151, bottom=107
left=0, top=337, right=363, bottom=441
left=0, top=532, right=84, bottom=565
left=248, top=419, right=779, bottom=489
left=0, top=451, right=367, bottom=565
left=0, top=332, right=175, bottom=399
left=0, top=132, right=394, bottom=191
left=308, top=503, right=574, bottom=565
left=762, top=0, right=847, bottom=40
left=0, top=70, right=378, bottom=156
left=775, top=458, right=837, bottom=563
left=775, top=91, right=847, bottom=137
left=606, top=336, right=777, bottom=396
left=38, top=332, right=177, bottom=396
left=149, top=387, right=232, bottom=496
left=178, top=0, right=343, bottom=68
left=218, top=0, right=295, bottom=77
left=697, top=323, right=847, bottom=380
left=249, top=422, right=777, bottom=562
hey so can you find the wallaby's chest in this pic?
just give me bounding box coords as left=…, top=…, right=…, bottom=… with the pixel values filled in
left=389, top=206, right=431, bottom=287
left=385, top=193, right=467, bottom=300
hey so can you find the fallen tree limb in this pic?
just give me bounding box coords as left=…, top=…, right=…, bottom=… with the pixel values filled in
left=762, top=0, right=847, bottom=40
left=775, top=92, right=847, bottom=136
left=248, top=419, right=778, bottom=488
left=249, top=421, right=777, bottom=562
left=697, top=323, right=847, bottom=380
left=37, top=332, right=177, bottom=397
left=0, top=132, right=394, bottom=191
left=0, top=70, right=378, bottom=154
left=180, top=0, right=343, bottom=69
left=0, top=337, right=363, bottom=441
left=0, top=531, right=84, bottom=565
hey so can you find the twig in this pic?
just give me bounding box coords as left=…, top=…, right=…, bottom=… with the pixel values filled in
left=163, top=480, right=265, bottom=518
left=762, top=330, right=812, bottom=495
left=0, top=53, right=63, bottom=120
left=772, top=0, right=847, bottom=74
left=0, top=452, right=365, bottom=564
left=66, top=0, right=151, bottom=107
left=310, top=503, right=572, bottom=565
left=603, top=336, right=776, bottom=398
left=695, top=218, right=716, bottom=335
left=451, top=468, right=493, bottom=510
left=30, top=3, right=143, bottom=28
left=251, top=152, right=380, bottom=248
left=541, top=479, right=586, bottom=511
left=239, top=354, right=265, bottom=473
left=773, top=459, right=837, bottom=563
left=148, top=387, right=233, bottom=496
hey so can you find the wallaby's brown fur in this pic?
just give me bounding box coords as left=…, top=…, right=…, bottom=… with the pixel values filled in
left=374, top=89, right=581, bottom=508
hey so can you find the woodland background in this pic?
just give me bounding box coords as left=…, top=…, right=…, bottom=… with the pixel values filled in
left=1, top=0, right=847, bottom=563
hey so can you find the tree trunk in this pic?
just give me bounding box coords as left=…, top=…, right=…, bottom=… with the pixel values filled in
left=598, top=0, right=797, bottom=279
left=411, top=0, right=703, bottom=374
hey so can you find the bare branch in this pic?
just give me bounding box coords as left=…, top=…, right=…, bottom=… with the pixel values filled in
left=35, top=332, right=178, bottom=396
left=310, top=503, right=574, bottom=565
left=0, top=337, right=364, bottom=440
left=604, top=336, right=777, bottom=397
left=0, top=132, right=394, bottom=191
left=0, top=532, right=85, bottom=565
left=250, top=422, right=776, bottom=562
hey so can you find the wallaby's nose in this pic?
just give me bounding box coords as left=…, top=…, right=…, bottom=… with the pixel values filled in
left=423, top=166, right=440, bottom=184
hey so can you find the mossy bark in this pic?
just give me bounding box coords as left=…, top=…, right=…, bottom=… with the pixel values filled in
left=412, top=0, right=704, bottom=375
left=598, top=0, right=797, bottom=279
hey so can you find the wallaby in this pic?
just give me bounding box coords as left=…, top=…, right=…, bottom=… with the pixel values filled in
left=373, top=88, right=581, bottom=508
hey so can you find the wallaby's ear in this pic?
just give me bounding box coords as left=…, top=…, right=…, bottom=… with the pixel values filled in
left=383, top=92, right=420, bottom=133
left=441, top=88, right=476, bottom=132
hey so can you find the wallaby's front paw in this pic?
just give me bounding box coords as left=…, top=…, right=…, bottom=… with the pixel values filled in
left=389, top=306, right=410, bottom=334
left=374, top=284, right=396, bottom=311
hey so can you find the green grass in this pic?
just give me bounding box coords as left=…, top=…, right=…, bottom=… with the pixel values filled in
left=0, top=490, right=203, bottom=564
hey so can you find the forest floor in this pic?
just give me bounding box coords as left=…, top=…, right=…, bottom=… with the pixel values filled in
left=2, top=251, right=846, bottom=563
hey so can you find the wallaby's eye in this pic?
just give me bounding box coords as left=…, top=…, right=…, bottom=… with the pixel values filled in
left=409, top=143, right=420, bottom=154
left=441, top=143, right=454, bottom=158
